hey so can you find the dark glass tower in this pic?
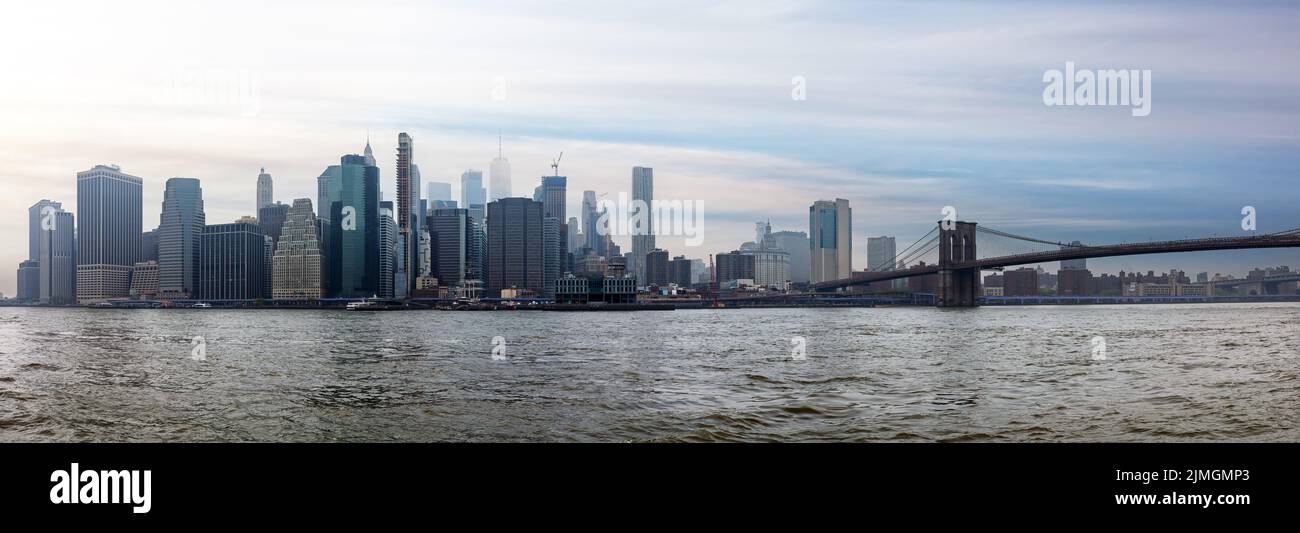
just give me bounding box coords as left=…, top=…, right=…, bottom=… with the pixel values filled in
left=328, top=154, right=380, bottom=298
left=486, top=198, right=544, bottom=297
left=200, top=222, right=267, bottom=300
left=158, top=178, right=205, bottom=299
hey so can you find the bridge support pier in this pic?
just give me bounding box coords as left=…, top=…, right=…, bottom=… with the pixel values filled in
left=937, top=268, right=980, bottom=307
left=937, top=221, right=979, bottom=308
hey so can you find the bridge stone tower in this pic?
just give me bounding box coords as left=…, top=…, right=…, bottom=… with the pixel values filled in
left=937, top=221, right=979, bottom=307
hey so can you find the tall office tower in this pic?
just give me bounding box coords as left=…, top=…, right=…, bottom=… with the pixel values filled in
left=395, top=133, right=416, bottom=297
left=538, top=176, right=566, bottom=220
left=315, top=164, right=340, bottom=296
left=644, top=248, right=670, bottom=287
left=489, top=135, right=511, bottom=201
left=256, top=167, right=273, bottom=216
left=538, top=175, right=568, bottom=285
left=426, top=181, right=453, bottom=203
left=581, top=191, right=600, bottom=251
left=272, top=199, right=322, bottom=300
left=486, top=198, right=544, bottom=297
left=258, top=202, right=289, bottom=246
left=771, top=230, right=810, bottom=283
left=257, top=202, right=288, bottom=297
left=317, top=165, right=340, bottom=221
left=76, top=165, right=143, bottom=303
left=38, top=207, right=76, bottom=304
left=328, top=154, right=381, bottom=298
left=28, top=200, right=61, bottom=261
left=1061, top=241, right=1086, bottom=270
left=809, top=198, right=851, bottom=283
left=17, top=261, right=40, bottom=301
left=313, top=217, right=330, bottom=295
left=411, top=164, right=424, bottom=277
left=199, top=222, right=266, bottom=300
left=867, top=236, right=897, bottom=271
left=378, top=202, right=396, bottom=299
left=429, top=208, right=470, bottom=287
left=467, top=214, right=485, bottom=283
left=542, top=216, right=562, bottom=298
left=671, top=255, right=693, bottom=287
left=141, top=229, right=159, bottom=262
left=461, top=170, right=486, bottom=223
left=157, top=178, right=205, bottom=300
left=567, top=216, right=582, bottom=254
left=631, top=167, right=655, bottom=282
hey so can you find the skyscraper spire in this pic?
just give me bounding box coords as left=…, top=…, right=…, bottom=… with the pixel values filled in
left=363, top=131, right=376, bottom=167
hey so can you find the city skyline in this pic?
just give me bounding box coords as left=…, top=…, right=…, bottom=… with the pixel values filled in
left=3, top=1, right=1300, bottom=295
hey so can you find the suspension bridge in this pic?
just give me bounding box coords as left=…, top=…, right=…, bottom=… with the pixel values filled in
left=811, top=221, right=1300, bottom=307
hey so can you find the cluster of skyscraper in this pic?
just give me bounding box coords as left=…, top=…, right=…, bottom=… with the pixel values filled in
left=13, top=134, right=874, bottom=305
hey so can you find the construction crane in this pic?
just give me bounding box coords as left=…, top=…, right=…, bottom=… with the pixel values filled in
left=550, top=151, right=564, bottom=176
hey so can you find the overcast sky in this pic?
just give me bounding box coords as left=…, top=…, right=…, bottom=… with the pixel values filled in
left=3, top=0, right=1299, bottom=294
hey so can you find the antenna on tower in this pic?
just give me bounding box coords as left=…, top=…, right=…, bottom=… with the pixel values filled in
left=498, top=131, right=503, bottom=158
left=551, top=151, right=564, bottom=176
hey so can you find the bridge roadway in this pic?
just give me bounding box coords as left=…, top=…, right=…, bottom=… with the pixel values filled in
left=813, top=231, right=1300, bottom=292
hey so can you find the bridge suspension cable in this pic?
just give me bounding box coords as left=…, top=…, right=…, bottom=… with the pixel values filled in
left=976, top=226, right=1084, bottom=248
left=870, top=226, right=938, bottom=271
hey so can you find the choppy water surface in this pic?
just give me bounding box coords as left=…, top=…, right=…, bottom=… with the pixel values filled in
left=0, top=304, right=1297, bottom=442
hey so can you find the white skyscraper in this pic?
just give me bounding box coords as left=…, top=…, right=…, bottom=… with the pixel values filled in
left=256, top=168, right=273, bottom=216
left=489, top=135, right=511, bottom=201
left=810, top=198, right=851, bottom=283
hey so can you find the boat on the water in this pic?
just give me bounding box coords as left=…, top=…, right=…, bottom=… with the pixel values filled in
left=346, top=298, right=408, bottom=311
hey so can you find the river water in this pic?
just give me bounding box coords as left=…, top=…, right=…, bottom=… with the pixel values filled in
left=1, top=303, right=1297, bottom=442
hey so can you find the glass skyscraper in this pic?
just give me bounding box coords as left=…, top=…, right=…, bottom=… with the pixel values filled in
left=38, top=208, right=76, bottom=304
left=158, top=178, right=205, bottom=300
left=631, top=167, right=654, bottom=283
left=200, top=222, right=267, bottom=300
left=809, top=198, right=851, bottom=284
left=486, top=197, right=544, bottom=297
left=327, top=154, right=380, bottom=298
